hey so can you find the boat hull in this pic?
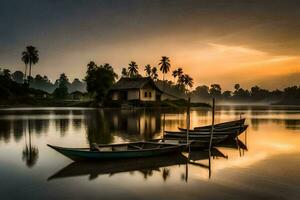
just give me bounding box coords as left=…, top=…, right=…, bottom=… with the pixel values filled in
left=178, top=125, right=248, bottom=133
left=194, top=118, right=246, bottom=130
left=164, top=133, right=229, bottom=139
left=48, top=142, right=185, bottom=161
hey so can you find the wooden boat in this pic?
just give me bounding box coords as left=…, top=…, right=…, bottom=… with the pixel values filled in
left=48, top=154, right=188, bottom=181
left=164, top=132, right=230, bottom=140
left=194, top=118, right=246, bottom=130
left=178, top=125, right=248, bottom=133
left=47, top=141, right=186, bottom=161
left=165, top=126, right=247, bottom=138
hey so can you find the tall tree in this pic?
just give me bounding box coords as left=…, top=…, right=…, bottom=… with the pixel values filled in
left=85, top=62, right=117, bottom=102
left=234, top=83, right=240, bottom=92
left=101, top=63, right=118, bottom=79
left=193, top=85, right=210, bottom=99
left=177, top=73, right=185, bottom=86
left=144, top=64, right=152, bottom=77
left=103, top=63, right=113, bottom=71
left=21, top=51, right=29, bottom=82
left=151, top=67, right=158, bottom=81
left=172, top=67, right=183, bottom=84
left=12, top=71, right=24, bottom=83
left=87, top=61, right=97, bottom=71
left=159, top=56, right=171, bottom=83
left=53, top=73, right=69, bottom=99
left=172, top=69, right=178, bottom=83
left=121, top=67, right=128, bottom=77
left=183, top=74, right=193, bottom=92
left=22, top=46, right=39, bottom=85
left=209, top=84, right=222, bottom=98
left=128, top=61, right=138, bottom=77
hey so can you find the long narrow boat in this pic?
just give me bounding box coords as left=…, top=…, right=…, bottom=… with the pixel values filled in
left=194, top=118, right=246, bottom=130
left=165, top=125, right=247, bottom=139
left=48, top=142, right=186, bottom=161
left=164, top=132, right=230, bottom=140
left=178, top=125, right=248, bottom=133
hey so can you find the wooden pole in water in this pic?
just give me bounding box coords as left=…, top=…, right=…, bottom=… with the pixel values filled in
left=208, top=150, right=212, bottom=179
left=162, top=111, right=166, bottom=141
left=209, top=98, right=215, bottom=150
left=186, top=97, right=191, bottom=146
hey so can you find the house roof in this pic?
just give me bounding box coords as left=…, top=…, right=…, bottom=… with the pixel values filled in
left=110, top=77, right=162, bottom=93
left=70, top=90, right=84, bottom=95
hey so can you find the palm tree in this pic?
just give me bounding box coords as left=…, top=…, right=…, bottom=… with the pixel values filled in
left=177, top=68, right=183, bottom=78
left=21, top=51, right=29, bottom=83
left=172, top=67, right=183, bottom=84
left=22, top=46, right=39, bottom=85
left=183, top=74, right=194, bottom=92
left=159, top=56, right=171, bottom=82
left=177, top=74, right=184, bottom=86
left=121, top=67, right=128, bottom=77
left=128, top=61, right=138, bottom=77
left=144, top=64, right=152, bottom=77
left=172, top=69, right=178, bottom=83
left=151, top=67, right=158, bottom=81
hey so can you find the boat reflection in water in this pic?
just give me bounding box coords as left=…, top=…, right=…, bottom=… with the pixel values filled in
left=48, top=154, right=188, bottom=181
left=47, top=146, right=235, bottom=182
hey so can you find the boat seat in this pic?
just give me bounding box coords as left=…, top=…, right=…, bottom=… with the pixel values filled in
left=112, top=146, right=128, bottom=151
left=128, top=144, right=143, bottom=150
left=98, top=147, right=113, bottom=151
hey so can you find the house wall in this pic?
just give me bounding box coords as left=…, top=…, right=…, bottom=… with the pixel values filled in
left=112, top=92, right=118, bottom=100
left=139, top=89, right=156, bottom=101
left=127, top=90, right=139, bottom=100
left=111, top=89, right=159, bottom=101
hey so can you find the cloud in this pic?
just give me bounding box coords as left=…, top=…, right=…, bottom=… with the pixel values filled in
left=208, top=43, right=266, bottom=56
left=1, top=0, right=300, bottom=88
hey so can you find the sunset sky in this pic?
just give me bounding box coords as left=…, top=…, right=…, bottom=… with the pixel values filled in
left=1, top=0, right=299, bottom=90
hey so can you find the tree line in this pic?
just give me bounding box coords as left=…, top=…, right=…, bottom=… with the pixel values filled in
left=191, top=83, right=300, bottom=104
left=84, top=57, right=300, bottom=105
left=119, top=57, right=193, bottom=90
left=1, top=45, right=299, bottom=105
left=84, top=56, right=195, bottom=102
left=1, top=69, right=86, bottom=94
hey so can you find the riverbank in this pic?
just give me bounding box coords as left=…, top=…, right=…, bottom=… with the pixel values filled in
left=0, top=99, right=211, bottom=109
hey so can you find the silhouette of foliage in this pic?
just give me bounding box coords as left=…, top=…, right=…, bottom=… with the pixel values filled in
left=121, top=67, right=129, bottom=77
left=12, top=71, right=24, bottom=83
left=128, top=61, right=139, bottom=77
left=85, top=62, right=117, bottom=102
left=22, top=46, right=39, bottom=84
left=144, top=64, right=152, bottom=77
left=53, top=73, right=69, bottom=99
left=159, top=56, right=171, bottom=82
left=151, top=67, right=158, bottom=81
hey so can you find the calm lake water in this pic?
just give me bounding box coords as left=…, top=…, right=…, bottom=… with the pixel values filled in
left=0, top=106, right=300, bottom=200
